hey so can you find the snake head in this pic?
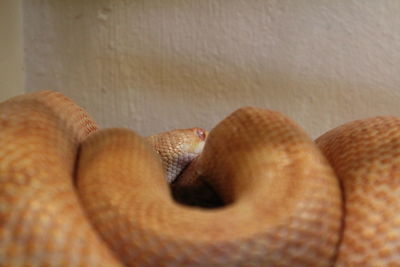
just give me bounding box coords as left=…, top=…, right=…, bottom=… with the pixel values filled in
left=184, top=128, right=208, bottom=154
left=146, top=127, right=208, bottom=183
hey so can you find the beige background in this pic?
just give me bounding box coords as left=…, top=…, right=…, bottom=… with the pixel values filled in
left=0, top=0, right=24, bottom=102
left=3, top=1, right=400, bottom=138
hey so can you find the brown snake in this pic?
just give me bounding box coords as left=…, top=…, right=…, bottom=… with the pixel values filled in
left=0, top=91, right=400, bottom=266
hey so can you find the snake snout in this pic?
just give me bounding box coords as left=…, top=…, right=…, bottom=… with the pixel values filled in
left=146, top=127, right=208, bottom=183
left=195, top=128, right=207, bottom=141
left=185, top=127, right=208, bottom=155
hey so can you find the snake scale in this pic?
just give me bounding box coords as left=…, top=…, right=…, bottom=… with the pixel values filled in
left=1, top=91, right=400, bottom=266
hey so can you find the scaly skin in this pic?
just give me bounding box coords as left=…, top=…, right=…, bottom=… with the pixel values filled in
left=316, top=117, right=400, bottom=266
left=1, top=91, right=400, bottom=266
left=146, top=128, right=207, bottom=183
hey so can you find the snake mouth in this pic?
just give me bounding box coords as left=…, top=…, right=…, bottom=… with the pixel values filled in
left=193, top=140, right=205, bottom=154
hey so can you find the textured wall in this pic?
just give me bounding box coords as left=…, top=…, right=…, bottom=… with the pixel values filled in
left=0, top=0, right=24, bottom=102
left=24, top=1, right=400, bottom=137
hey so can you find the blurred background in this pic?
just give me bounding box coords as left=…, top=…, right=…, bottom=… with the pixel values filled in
left=2, top=0, right=400, bottom=138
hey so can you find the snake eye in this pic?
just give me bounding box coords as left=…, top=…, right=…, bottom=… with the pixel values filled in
left=195, top=128, right=207, bottom=141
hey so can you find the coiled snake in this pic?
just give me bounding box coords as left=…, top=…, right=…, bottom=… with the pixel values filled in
left=0, top=91, right=399, bottom=266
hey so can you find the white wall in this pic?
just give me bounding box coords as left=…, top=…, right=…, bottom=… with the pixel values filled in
left=23, top=1, right=400, bottom=138
left=0, top=0, right=24, bottom=101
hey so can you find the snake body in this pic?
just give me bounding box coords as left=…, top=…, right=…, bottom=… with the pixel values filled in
left=0, top=91, right=399, bottom=266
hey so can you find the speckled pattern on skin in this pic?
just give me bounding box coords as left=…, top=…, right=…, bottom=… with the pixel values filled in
left=316, top=117, right=400, bottom=266
left=146, top=128, right=207, bottom=183
left=1, top=91, right=400, bottom=266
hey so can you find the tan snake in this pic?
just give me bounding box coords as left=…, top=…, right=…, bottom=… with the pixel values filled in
left=0, top=91, right=400, bottom=266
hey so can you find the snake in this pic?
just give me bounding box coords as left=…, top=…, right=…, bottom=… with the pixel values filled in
left=0, top=90, right=399, bottom=266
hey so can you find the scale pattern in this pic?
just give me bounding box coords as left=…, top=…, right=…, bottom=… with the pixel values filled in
left=0, top=91, right=399, bottom=266
left=77, top=108, right=341, bottom=266
left=316, top=117, right=400, bottom=266
left=146, top=128, right=206, bottom=183
left=0, top=91, right=121, bottom=266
